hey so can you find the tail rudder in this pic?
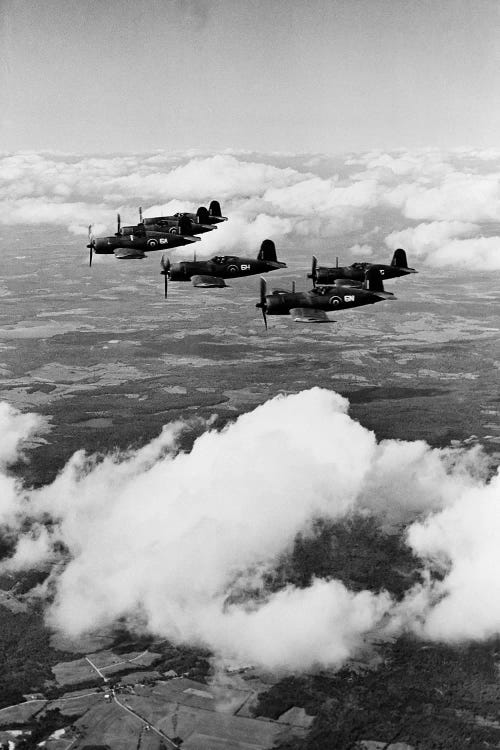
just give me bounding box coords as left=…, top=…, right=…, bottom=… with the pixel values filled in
left=196, top=206, right=210, bottom=225
left=391, top=248, right=409, bottom=268
left=258, top=239, right=278, bottom=263
left=178, top=215, right=192, bottom=236
left=209, top=200, right=223, bottom=218
left=363, top=267, right=384, bottom=293
left=363, top=267, right=396, bottom=299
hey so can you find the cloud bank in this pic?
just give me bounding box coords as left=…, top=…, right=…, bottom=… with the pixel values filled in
left=2, top=148, right=499, bottom=267
left=1, top=389, right=498, bottom=670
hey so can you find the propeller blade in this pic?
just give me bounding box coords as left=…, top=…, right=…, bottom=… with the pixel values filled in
left=117, top=213, right=121, bottom=234
left=160, top=254, right=171, bottom=299
left=255, top=276, right=268, bottom=329
left=311, top=255, right=318, bottom=286
left=87, top=224, right=95, bottom=267
left=261, top=307, right=267, bottom=330
left=139, top=206, right=143, bottom=224
left=260, top=276, right=267, bottom=308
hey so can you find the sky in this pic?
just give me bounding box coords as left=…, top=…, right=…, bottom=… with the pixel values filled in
left=2, top=0, right=500, bottom=154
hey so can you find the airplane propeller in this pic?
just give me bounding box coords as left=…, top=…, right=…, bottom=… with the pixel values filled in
left=139, top=206, right=143, bottom=224
left=160, top=254, right=171, bottom=298
left=255, top=276, right=268, bottom=330
left=87, top=224, right=96, bottom=267
left=116, top=213, right=121, bottom=235
left=309, top=256, right=318, bottom=287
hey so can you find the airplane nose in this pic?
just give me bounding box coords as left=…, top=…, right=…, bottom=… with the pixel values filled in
left=94, top=239, right=114, bottom=254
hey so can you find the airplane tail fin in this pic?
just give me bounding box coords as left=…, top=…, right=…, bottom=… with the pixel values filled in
left=363, top=267, right=396, bottom=299
left=178, top=215, right=192, bottom=236
left=363, top=267, right=384, bottom=292
left=391, top=248, right=409, bottom=268
left=257, top=239, right=278, bottom=263
left=209, top=200, right=223, bottom=218
left=196, top=206, right=211, bottom=224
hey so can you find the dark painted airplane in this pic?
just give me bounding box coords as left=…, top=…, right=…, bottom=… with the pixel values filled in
left=160, top=239, right=286, bottom=298
left=141, top=199, right=227, bottom=236
left=308, top=248, right=417, bottom=286
left=256, top=267, right=396, bottom=328
left=87, top=213, right=200, bottom=266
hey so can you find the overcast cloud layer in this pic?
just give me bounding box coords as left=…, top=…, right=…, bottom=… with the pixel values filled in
left=0, top=390, right=498, bottom=671
left=1, top=149, right=499, bottom=268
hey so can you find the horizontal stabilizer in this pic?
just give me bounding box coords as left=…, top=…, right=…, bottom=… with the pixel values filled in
left=191, top=275, right=227, bottom=288
left=290, top=307, right=333, bottom=323
left=113, top=248, right=146, bottom=259
left=373, top=291, right=397, bottom=300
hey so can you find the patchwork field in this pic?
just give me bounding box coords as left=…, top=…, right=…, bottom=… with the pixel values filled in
left=52, top=649, right=163, bottom=686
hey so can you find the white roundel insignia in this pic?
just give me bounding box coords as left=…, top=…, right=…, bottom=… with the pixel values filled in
left=328, top=295, right=342, bottom=306
left=147, top=239, right=159, bottom=247
left=228, top=264, right=239, bottom=273
left=169, top=227, right=178, bottom=235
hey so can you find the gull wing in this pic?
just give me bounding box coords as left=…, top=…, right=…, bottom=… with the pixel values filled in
left=289, top=307, right=333, bottom=323
left=191, top=275, right=227, bottom=288
left=113, top=248, right=146, bottom=259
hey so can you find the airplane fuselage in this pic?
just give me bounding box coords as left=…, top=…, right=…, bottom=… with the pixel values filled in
left=315, top=263, right=415, bottom=284
left=168, top=256, right=286, bottom=281
left=93, top=229, right=199, bottom=256
left=265, top=285, right=386, bottom=315
left=143, top=216, right=215, bottom=235
left=173, top=211, right=226, bottom=226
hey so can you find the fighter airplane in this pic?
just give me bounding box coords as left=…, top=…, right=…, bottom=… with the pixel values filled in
left=256, top=267, right=396, bottom=328
left=308, top=248, right=417, bottom=286
left=160, top=239, right=286, bottom=298
left=87, top=213, right=200, bottom=266
left=141, top=199, right=227, bottom=235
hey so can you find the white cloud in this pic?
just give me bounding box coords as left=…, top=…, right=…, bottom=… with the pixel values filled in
left=2, top=147, right=500, bottom=265
left=387, top=171, right=500, bottom=223
left=425, top=236, right=500, bottom=270
left=400, top=471, right=500, bottom=641
left=1, top=390, right=498, bottom=670
left=349, top=243, right=374, bottom=257
left=385, top=221, right=480, bottom=257
left=0, top=402, right=47, bottom=528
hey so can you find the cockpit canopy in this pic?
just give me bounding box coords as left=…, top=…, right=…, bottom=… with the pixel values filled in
left=211, top=255, right=238, bottom=264
left=143, top=217, right=171, bottom=227
left=314, top=285, right=334, bottom=295
left=120, top=225, right=145, bottom=236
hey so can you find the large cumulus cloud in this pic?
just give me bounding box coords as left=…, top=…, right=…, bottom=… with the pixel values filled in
left=1, top=148, right=499, bottom=266
left=1, top=390, right=498, bottom=670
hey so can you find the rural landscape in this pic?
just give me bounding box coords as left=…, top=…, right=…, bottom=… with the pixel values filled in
left=2, top=1, right=500, bottom=748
